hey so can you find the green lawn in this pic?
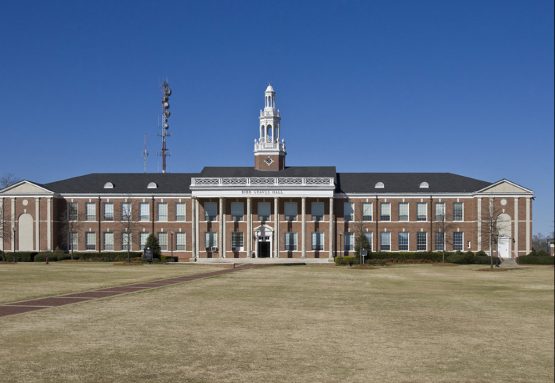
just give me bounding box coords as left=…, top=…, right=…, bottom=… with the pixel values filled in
left=0, top=264, right=553, bottom=383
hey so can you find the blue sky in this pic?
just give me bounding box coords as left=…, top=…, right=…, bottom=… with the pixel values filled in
left=0, top=0, right=553, bottom=234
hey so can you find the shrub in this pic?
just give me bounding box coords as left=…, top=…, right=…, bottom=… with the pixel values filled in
left=161, top=255, right=179, bottom=263
left=2, top=252, right=38, bottom=262
left=335, top=256, right=359, bottom=266
left=517, top=255, right=554, bottom=265
left=76, top=252, right=143, bottom=262
left=368, top=251, right=445, bottom=263
left=527, top=249, right=550, bottom=257
left=145, top=234, right=161, bottom=258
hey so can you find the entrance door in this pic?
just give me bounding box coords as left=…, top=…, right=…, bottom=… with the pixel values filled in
left=258, top=240, right=270, bottom=258
left=498, top=236, right=511, bottom=259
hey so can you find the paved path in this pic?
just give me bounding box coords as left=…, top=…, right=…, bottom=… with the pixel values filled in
left=0, top=265, right=253, bottom=318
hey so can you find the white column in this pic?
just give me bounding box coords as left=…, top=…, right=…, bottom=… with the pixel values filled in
left=47, top=198, right=52, bottom=251
left=191, top=198, right=196, bottom=260
left=525, top=197, right=531, bottom=254
left=0, top=197, right=3, bottom=252
left=195, top=198, right=200, bottom=259
left=329, top=197, right=334, bottom=259
left=247, top=197, right=252, bottom=258
left=301, top=197, right=306, bottom=258
left=477, top=198, right=482, bottom=251
left=35, top=198, right=40, bottom=251
left=514, top=198, right=519, bottom=258
left=11, top=197, right=15, bottom=251
left=274, top=197, right=279, bottom=258
left=219, top=197, right=225, bottom=258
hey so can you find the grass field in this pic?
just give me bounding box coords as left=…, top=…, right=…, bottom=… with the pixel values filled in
left=0, top=263, right=553, bottom=383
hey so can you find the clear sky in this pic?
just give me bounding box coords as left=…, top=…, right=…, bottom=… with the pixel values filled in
left=0, top=0, right=553, bottom=234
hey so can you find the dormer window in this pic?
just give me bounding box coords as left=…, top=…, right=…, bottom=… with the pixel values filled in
left=419, top=182, right=429, bottom=189
left=147, top=182, right=158, bottom=189
left=103, top=182, right=114, bottom=189
left=375, top=182, right=384, bottom=189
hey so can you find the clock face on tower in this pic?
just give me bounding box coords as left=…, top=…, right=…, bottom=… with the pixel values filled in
left=264, top=156, right=274, bottom=166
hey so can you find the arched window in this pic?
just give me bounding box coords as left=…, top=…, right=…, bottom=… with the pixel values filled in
left=147, top=182, right=158, bottom=189
left=419, top=182, right=429, bottom=189
left=375, top=182, right=385, bottom=189
left=266, top=125, right=272, bottom=142
left=103, top=182, right=114, bottom=189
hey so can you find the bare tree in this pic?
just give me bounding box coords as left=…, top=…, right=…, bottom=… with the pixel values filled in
left=0, top=174, right=20, bottom=261
left=58, top=201, right=84, bottom=260
left=479, top=198, right=508, bottom=269
left=121, top=199, right=140, bottom=263
left=353, top=203, right=371, bottom=261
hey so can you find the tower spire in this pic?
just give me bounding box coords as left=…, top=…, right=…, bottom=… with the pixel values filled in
left=254, top=84, right=286, bottom=171
left=160, top=81, right=171, bottom=174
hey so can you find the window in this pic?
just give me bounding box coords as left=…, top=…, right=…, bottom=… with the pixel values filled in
left=417, top=203, right=427, bottom=221
left=140, top=232, right=149, bottom=249
left=85, top=232, right=96, bottom=250
left=122, top=232, right=132, bottom=251
left=158, top=203, right=168, bottom=222
left=311, top=202, right=324, bottom=221
left=103, top=203, right=114, bottom=221
left=231, top=232, right=244, bottom=250
left=103, top=182, right=114, bottom=189
left=204, top=202, right=217, bottom=221
left=140, top=203, right=150, bottom=221
left=284, top=202, right=297, bottom=220
left=205, top=232, right=218, bottom=249
left=398, top=203, right=409, bottom=221
left=147, top=182, right=157, bottom=189
left=364, top=232, right=373, bottom=251
left=344, top=233, right=355, bottom=251
left=103, top=232, right=114, bottom=250
left=453, top=202, right=464, bottom=221
left=227, top=202, right=242, bottom=221
left=380, top=203, right=391, bottom=221
left=121, top=203, right=132, bottom=220
left=176, top=203, right=186, bottom=221
left=68, top=202, right=78, bottom=221
left=362, top=203, right=372, bottom=221
left=86, top=203, right=96, bottom=221
left=453, top=232, right=464, bottom=251
left=158, top=232, right=168, bottom=251
left=176, top=233, right=186, bottom=251
left=435, top=232, right=444, bottom=251
left=69, top=232, right=78, bottom=251
left=258, top=202, right=271, bottom=221
left=416, top=232, right=427, bottom=251
left=312, top=232, right=325, bottom=251
left=344, top=202, right=354, bottom=221
left=284, top=232, right=297, bottom=251
left=398, top=232, right=409, bottom=251
left=435, top=203, right=445, bottom=221
left=375, top=182, right=384, bottom=189
left=380, top=232, right=391, bottom=251
left=419, top=182, right=429, bottom=189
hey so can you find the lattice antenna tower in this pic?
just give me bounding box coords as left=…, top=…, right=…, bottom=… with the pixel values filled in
left=160, top=80, right=172, bottom=173
left=143, top=134, right=149, bottom=173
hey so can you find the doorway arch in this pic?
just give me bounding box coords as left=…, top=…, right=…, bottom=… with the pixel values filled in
left=254, top=225, right=273, bottom=258
left=496, top=213, right=512, bottom=259
left=18, top=213, right=34, bottom=251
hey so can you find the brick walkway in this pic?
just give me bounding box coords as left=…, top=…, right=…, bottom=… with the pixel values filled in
left=0, top=265, right=253, bottom=318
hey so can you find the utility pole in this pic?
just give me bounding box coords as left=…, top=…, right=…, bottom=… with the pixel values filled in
left=160, top=81, right=172, bottom=174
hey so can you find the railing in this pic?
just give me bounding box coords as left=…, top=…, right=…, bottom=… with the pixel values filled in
left=191, top=177, right=335, bottom=188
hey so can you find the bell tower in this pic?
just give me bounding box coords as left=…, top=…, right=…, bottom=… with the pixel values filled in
left=254, top=84, right=286, bottom=171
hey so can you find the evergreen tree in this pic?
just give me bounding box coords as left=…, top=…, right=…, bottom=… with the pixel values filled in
left=145, top=233, right=161, bottom=258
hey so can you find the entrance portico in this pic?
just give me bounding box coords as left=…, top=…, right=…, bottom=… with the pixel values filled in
left=254, top=225, right=273, bottom=258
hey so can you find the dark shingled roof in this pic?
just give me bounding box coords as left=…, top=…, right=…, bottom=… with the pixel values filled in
left=44, top=173, right=198, bottom=194
left=336, top=173, right=491, bottom=194
left=200, top=166, right=337, bottom=177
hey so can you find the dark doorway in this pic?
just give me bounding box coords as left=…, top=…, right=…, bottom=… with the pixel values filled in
left=258, top=241, right=270, bottom=258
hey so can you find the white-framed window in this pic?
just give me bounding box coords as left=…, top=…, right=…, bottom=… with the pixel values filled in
left=122, top=232, right=132, bottom=251
left=398, top=203, right=409, bottom=221
left=312, top=232, right=325, bottom=251
left=344, top=202, right=354, bottom=221
left=68, top=202, right=78, bottom=221
left=284, top=232, right=297, bottom=251
left=140, top=232, right=150, bottom=249
left=229, top=202, right=243, bottom=221
left=157, top=203, right=168, bottom=222
left=103, top=203, right=114, bottom=221
left=380, top=203, right=391, bottom=221
left=311, top=202, right=324, bottom=221
left=140, top=203, right=150, bottom=221
left=435, top=203, right=445, bottom=221
left=121, top=203, right=132, bottom=221
left=453, top=232, right=464, bottom=251
left=231, top=232, right=244, bottom=250
left=69, top=232, right=78, bottom=251
left=86, top=203, right=96, bottom=221
left=204, top=202, right=217, bottom=221
left=417, top=203, right=427, bottom=222
left=103, top=232, right=114, bottom=250
left=85, top=232, right=96, bottom=250
left=453, top=202, right=464, bottom=221
left=362, top=203, right=373, bottom=221
left=176, top=203, right=186, bottom=221
left=176, top=232, right=186, bottom=251
left=344, top=233, right=355, bottom=251
left=435, top=232, right=444, bottom=251
left=380, top=232, right=391, bottom=251
left=284, top=202, right=297, bottom=221
left=158, top=232, right=168, bottom=251
left=416, top=232, right=427, bottom=251
left=205, top=232, right=218, bottom=249
left=364, top=232, right=373, bottom=251
left=398, top=232, right=409, bottom=251
left=258, top=202, right=271, bottom=221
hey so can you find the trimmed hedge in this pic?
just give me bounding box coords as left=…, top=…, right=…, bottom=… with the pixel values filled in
left=335, top=251, right=500, bottom=265
left=335, top=256, right=358, bottom=266
left=517, top=255, right=555, bottom=265
left=1, top=252, right=38, bottom=262
left=161, top=255, right=179, bottom=263
left=32, top=252, right=143, bottom=262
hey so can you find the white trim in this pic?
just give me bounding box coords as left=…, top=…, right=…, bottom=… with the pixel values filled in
left=477, top=198, right=482, bottom=251
left=301, top=197, right=306, bottom=258
left=525, top=198, right=531, bottom=254
left=475, top=179, right=534, bottom=195
left=514, top=198, right=519, bottom=258
left=0, top=180, right=55, bottom=195
left=11, top=198, right=15, bottom=251
left=35, top=198, right=39, bottom=251
left=0, top=197, right=3, bottom=251
left=47, top=197, right=52, bottom=251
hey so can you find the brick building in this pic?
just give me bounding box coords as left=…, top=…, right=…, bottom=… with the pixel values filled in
left=0, top=85, right=534, bottom=261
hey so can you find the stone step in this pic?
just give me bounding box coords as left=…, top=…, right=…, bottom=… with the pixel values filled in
left=500, top=258, right=519, bottom=268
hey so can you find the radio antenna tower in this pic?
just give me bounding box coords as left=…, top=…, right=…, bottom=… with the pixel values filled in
left=160, top=80, right=172, bottom=174
left=143, top=134, right=149, bottom=173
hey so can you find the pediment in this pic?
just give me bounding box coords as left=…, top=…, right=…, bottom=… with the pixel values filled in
left=0, top=180, right=54, bottom=196
left=476, top=179, right=533, bottom=195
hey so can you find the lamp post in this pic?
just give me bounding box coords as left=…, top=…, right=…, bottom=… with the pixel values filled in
left=170, top=232, right=174, bottom=259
